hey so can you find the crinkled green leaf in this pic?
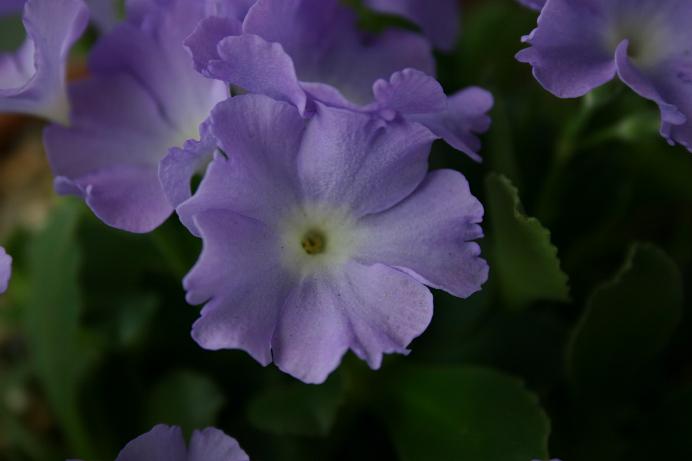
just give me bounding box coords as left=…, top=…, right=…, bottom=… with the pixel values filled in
left=567, top=243, right=683, bottom=395
left=485, top=173, right=570, bottom=310
left=248, top=373, right=345, bottom=437
left=22, top=200, right=93, bottom=456
left=386, top=365, right=550, bottom=461
left=147, top=370, right=225, bottom=435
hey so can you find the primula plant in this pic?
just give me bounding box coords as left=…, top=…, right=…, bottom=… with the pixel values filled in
left=0, top=0, right=690, bottom=460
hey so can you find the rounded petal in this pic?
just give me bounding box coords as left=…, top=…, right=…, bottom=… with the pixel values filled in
left=372, top=68, right=447, bottom=116
left=243, top=0, right=435, bottom=105
left=0, top=0, right=88, bottom=123
left=516, top=0, right=616, bottom=98
left=178, top=95, right=305, bottom=234
left=0, top=247, right=12, bottom=294
left=213, top=34, right=307, bottom=113
left=409, top=86, right=494, bottom=161
left=615, top=40, right=692, bottom=151
left=115, top=425, right=186, bottom=461
left=297, top=104, right=437, bottom=217
left=357, top=169, right=488, bottom=299
left=272, top=261, right=433, bottom=383
left=188, top=427, right=249, bottom=461
left=159, top=120, right=218, bottom=209
left=185, top=15, right=243, bottom=77
left=364, top=0, right=460, bottom=51
left=185, top=210, right=293, bottom=366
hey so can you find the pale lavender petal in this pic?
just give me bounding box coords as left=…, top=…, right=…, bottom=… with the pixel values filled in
left=177, top=95, right=305, bottom=234
left=0, top=0, right=88, bottom=123
left=214, top=34, right=307, bottom=113
left=272, top=261, right=432, bottom=383
left=517, top=0, right=545, bottom=11
left=358, top=169, right=488, bottom=298
left=45, top=74, right=175, bottom=232
left=364, top=0, right=460, bottom=51
left=297, top=103, right=437, bottom=217
left=0, top=247, right=11, bottom=294
left=409, top=86, right=494, bottom=161
left=115, top=425, right=186, bottom=461
left=615, top=40, right=689, bottom=148
left=372, top=68, right=447, bottom=116
left=516, top=0, right=616, bottom=98
left=185, top=16, right=242, bottom=77
left=185, top=210, right=293, bottom=366
left=159, top=120, right=218, bottom=209
left=188, top=428, right=250, bottom=461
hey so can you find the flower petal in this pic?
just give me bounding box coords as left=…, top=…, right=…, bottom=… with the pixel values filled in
left=357, top=169, right=488, bottom=298
left=272, top=261, right=433, bottom=383
left=372, top=68, right=447, bottom=116
left=178, top=95, right=305, bottom=234
left=364, top=0, right=460, bottom=51
left=0, top=247, right=12, bottom=294
left=185, top=210, right=293, bottom=367
left=297, top=103, right=436, bottom=217
left=516, top=0, right=616, bottom=98
left=188, top=428, right=250, bottom=461
left=0, top=0, right=88, bottom=123
left=115, top=425, right=186, bottom=461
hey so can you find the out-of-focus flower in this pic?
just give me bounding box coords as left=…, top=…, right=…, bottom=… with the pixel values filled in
left=185, top=0, right=492, bottom=161
left=0, top=247, right=11, bottom=294
left=86, top=0, right=120, bottom=31
left=179, top=94, right=488, bottom=384
left=69, top=424, right=249, bottom=461
left=44, top=0, right=227, bottom=233
left=363, top=0, right=460, bottom=51
left=0, top=0, right=89, bottom=124
left=517, top=0, right=692, bottom=151
left=516, top=0, right=545, bottom=11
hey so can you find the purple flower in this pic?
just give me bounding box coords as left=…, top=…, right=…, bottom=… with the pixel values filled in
left=86, top=0, right=120, bottom=31
left=179, top=94, right=488, bottom=384
left=44, top=0, right=227, bottom=233
left=0, top=247, right=11, bottom=294
left=517, top=0, right=545, bottom=11
left=363, top=0, right=460, bottom=51
left=517, top=0, right=692, bottom=151
left=70, top=424, right=249, bottom=461
left=185, top=0, right=492, bottom=161
left=0, top=0, right=89, bottom=124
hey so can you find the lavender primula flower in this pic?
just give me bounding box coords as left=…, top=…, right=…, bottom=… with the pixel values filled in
left=517, top=0, right=692, bottom=151
left=0, top=247, right=11, bottom=294
left=363, top=0, right=460, bottom=51
left=70, top=424, right=249, bottom=461
left=0, top=0, right=88, bottom=124
left=179, top=94, right=488, bottom=384
left=185, top=0, right=493, bottom=161
left=44, top=0, right=227, bottom=233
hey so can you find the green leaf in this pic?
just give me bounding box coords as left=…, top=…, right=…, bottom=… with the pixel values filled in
left=22, top=200, right=93, bottom=456
left=485, top=173, right=570, bottom=310
left=386, top=366, right=550, bottom=461
left=248, top=373, right=345, bottom=437
left=147, top=370, right=225, bottom=435
left=566, top=243, right=683, bottom=395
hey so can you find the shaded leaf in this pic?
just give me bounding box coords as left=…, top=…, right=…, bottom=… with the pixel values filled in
left=22, top=200, right=93, bottom=456
left=485, top=173, right=570, bottom=309
left=248, top=373, right=345, bottom=437
left=386, top=365, right=550, bottom=461
left=147, top=370, right=225, bottom=435
left=567, top=243, right=683, bottom=395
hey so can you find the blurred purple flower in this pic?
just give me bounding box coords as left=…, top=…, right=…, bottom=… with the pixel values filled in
left=70, top=424, right=249, bottom=461
left=0, top=0, right=88, bottom=124
left=44, top=0, right=227, bottom=233
left=0, top=247, right=11, bottom=294
left=517, top=0, right=692, bottom=152
left=363, top=0, right=460, bottom=51
left=185, top=0, right=492, bottom=161
left=179, top=94, right=488, bottom=384
left=517, top=0, right=545, bottom=11
left=86, top=0, right=120, bottom=31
